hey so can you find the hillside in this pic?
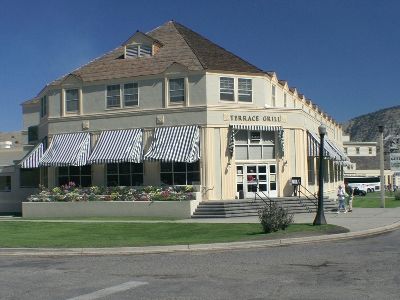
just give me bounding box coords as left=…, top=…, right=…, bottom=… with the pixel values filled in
left=342, top=105, right=400, bottom=142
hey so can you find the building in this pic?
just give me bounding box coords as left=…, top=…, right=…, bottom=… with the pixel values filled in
left=343, top=135, right=394, bottom=187
left=1, top=21, right=348, bottom=213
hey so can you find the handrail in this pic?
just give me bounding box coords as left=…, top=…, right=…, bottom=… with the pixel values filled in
left=297, top=184, right=318, bottom=208
left=251, top=180, right=275, bottom=208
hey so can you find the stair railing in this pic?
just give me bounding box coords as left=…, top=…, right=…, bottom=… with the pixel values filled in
left=252, top=180, right=274, bottom=208
left=297, top=184, right=318, bottom=209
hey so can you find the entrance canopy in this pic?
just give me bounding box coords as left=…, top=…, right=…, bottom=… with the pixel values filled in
left=229, top=123, right=284, bottom=156
left=88, top=129, right=143, bottom=164
left=144, top=125, right=200, bottom=162
left=39, top=132, right=91, bottom=167
left=19, top=142, right=44, bottom=169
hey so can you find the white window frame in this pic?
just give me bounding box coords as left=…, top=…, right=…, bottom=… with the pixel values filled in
left=106, top=84, right=121, bottom=109
left=123, top=82, right=139, bottom=107
left=271, top=85, right=276, bottom=107
left=238, top=78, right=252, bottom=103
left=219, top=77, right=254, bottom=104
left=65, top=88, right=80, bottom=114
left=220, top=77, right=235, bottom=102
left=106, top=82, right=140, bottom=109
left=167, top=77, right=186, bottom=105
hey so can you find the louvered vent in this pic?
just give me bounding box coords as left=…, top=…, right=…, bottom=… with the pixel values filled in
left=126, top=44, right=139, bottom=58
left=125, top=44, right=152, bottom=58
left=140, top=45, right=152, bottom=56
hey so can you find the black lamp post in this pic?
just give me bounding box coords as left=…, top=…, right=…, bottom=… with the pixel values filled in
left=313, top=124, right=327, bottom=225
left=378, top=125, right=385, bottom=208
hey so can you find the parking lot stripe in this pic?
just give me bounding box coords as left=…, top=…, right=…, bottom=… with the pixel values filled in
left=66, top=280, right=148, bottom=300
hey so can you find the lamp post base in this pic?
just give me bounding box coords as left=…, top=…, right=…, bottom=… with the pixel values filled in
left=313, top=213, right=327, bottom=225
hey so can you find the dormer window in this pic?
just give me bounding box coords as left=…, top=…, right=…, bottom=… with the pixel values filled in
left=125, top=44, right=152, bottom=58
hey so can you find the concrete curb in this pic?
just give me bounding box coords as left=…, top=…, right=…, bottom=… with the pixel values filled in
left=1, top=220, right=400, bottom=257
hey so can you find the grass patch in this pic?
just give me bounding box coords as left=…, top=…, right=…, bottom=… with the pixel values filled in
left=353, top=192, right=400, bottom=208
left=0, top=222, right=345, bottom=248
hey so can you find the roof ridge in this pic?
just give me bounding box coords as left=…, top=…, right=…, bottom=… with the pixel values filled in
left=170, top=21, right=207, bottom=69
left=172, top=21, right=264, bottom=73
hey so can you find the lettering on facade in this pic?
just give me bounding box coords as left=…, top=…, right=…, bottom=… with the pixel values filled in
left=229, top=115, right=282, bottom=122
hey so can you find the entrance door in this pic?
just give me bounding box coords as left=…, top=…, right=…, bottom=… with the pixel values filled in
left=237, top=164, right=277, bottom=198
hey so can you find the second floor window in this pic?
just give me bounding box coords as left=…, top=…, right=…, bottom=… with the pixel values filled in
left=40, top=96, right=47, bottom=118
left=107, top=85, right=121, bottom=108
left=66, top=89, right=79, bottom=113
left=271, top=85, right=276, bottom=107
left=220, top=77, right=234, bottom=101
left=169, top=78, right=185, bottom=102
left=28, top=126, right=39, bottom=144
left=124, top=83, right=139, bottom=106
left=284, top=93, right=287, bottom=107
left=238, top=78, right=252, bottom=102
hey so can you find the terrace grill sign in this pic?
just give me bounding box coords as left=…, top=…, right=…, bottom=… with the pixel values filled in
left=224, top=113, right=286, bottom=123
left=390, top=153, right=400, bottom=171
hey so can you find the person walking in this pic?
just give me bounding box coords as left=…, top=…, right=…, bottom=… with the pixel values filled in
left=345, top=182, right=354, bottom=212
left=337, top=184, right=347, bottom=213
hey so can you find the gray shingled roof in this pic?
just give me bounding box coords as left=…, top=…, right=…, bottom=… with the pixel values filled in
left=50, top=21, right=263, bottom=86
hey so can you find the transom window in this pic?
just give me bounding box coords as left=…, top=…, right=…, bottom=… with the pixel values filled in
left=106, top=163, right=143, bottom=187
left=160, top=161, right=200, bottom=185
left=58, top=166, right=91, bottom=187
left=123, top=83, right=139, bottom=107
left=169, top=78, right=185, bottom=103
left=106, top=85, right=121, bottom=108
left=238, top=78, right=252, bottom=102
left=65, top=89, right=79, bottom=113
left=220, top=77, right=234, bottom=101
left=234, top=130, right=275, bottom=160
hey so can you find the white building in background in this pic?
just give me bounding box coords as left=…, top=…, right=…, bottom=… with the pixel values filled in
left=0, top=21, right=349, bottom=213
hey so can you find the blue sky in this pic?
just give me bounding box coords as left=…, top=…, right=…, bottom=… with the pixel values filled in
left=1, top=0, right=399, bottom=131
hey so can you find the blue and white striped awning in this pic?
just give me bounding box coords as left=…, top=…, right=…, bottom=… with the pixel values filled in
left=307, top=131, right=349, bottom=164
left=144, top=126, right=200, bottom=162
left=39, top=132, right=91, bottom=167
left=231, top=124, right=282, bottom=131
left=20, top=142, right=44, bottom=168
left=88, top=129, right=143, bottom=164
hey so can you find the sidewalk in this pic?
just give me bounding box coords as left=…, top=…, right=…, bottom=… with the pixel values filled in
left=0, top=208, right=399, bottom=256
left=180, top=208, right=400, bottom=232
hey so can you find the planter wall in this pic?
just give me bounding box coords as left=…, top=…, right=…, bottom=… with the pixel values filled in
left=22, top=198, right=200, bottom=218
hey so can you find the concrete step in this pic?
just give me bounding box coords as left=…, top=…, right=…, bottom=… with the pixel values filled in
left=191, top=197, right=338, bottom=218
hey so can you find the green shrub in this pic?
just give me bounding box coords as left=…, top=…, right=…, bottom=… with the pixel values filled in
left=258, top=202, right=294, bottom=233
left=395, top=190, right=400, bottom=200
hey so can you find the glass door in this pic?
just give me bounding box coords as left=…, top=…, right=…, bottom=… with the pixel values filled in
left=236, top=164, right=277, bottom=198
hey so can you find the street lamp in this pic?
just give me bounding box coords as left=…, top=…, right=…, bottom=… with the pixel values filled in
left=313, top=123, right=327, bottom=225
left=378, top=125, right=385, bottom=208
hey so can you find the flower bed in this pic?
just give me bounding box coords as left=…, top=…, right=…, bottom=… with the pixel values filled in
left=28, top=182, right=197, bottom=202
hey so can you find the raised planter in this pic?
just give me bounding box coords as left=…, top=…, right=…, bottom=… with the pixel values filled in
left=22, top=198, right=201, bottom=219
